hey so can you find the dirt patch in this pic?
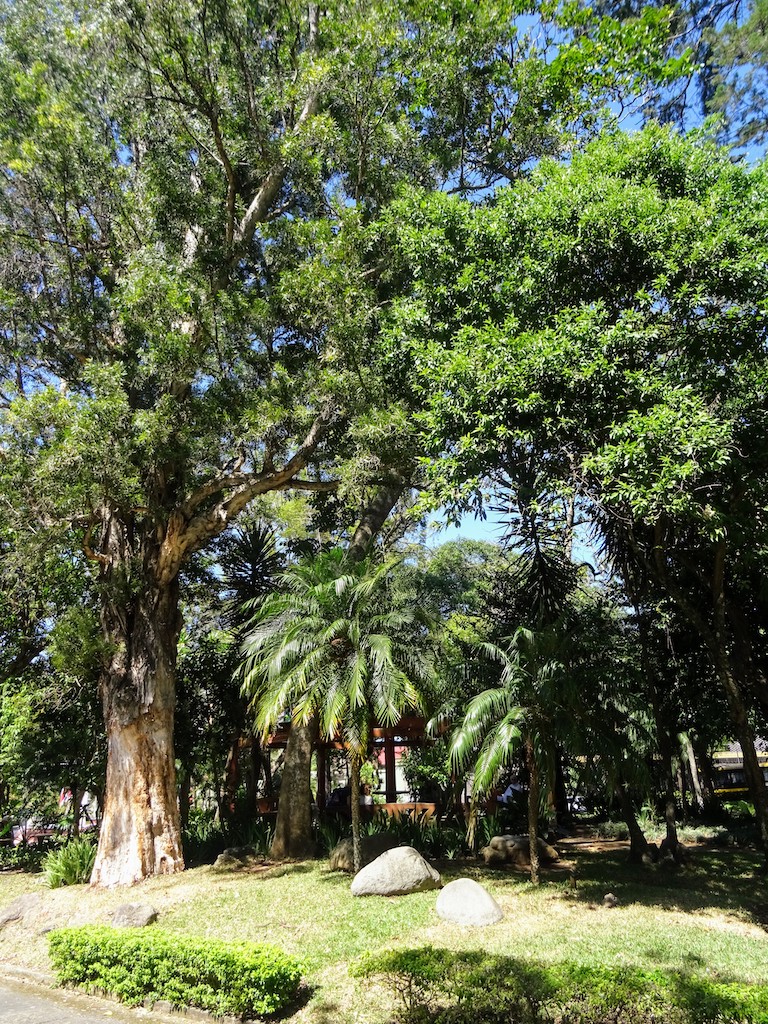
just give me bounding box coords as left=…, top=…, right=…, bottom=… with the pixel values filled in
left=557, top=834, right=631, bottom=855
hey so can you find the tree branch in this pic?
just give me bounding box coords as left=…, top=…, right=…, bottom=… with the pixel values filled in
left=157, top=405, right=338, bottom=582
left=235, top=5, right=321, bottom=246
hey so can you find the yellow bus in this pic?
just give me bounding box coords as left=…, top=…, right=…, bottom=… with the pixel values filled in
left=712, top=749, right=768, bottom=798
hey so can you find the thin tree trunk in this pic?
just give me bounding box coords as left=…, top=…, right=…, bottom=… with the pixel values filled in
left=691, top=737, right=717, bottom=806
left=710, top=544, right=768, bottom=869
left=525, top=737, right=540, bottom=885
left=714, top=654, right=768, bottom=868
left=615, top=782, right=651, bottom=863
left=270, top=718, right=316, bottom=860
left=656, top=722, right=683, bottom=860
left=178, top=770, right=191, bottom=832
left=71, top=784, right=82, bottom=839
left=223, top=733, right=241, bottom=819
left=350, top=752, right=362, bottom=873
left=683, top=736, right=705, bottom=814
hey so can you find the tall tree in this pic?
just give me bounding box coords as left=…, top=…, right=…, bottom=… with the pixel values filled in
left=0, top=0, right=686, bottom=884
left=377, top=125, right=768, bottom=864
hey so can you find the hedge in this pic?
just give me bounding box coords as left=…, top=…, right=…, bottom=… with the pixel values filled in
left=352, top=946, right=768, bottom=1024
left=48, top=925, right=303, bottom=1018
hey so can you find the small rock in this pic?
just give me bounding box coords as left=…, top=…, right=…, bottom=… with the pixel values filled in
left=329, top=833, right=400, bottom=873
left=0, top=894, right=42, bottom=930
left=436, top=878, right=503, bottom=926
left=603, top=892, right=619, bottom=908
left=212, top=845, right=262, bottom=871
left=112, top=903, right=158, bottom=927
left=351, top=846, right=441, bottom=897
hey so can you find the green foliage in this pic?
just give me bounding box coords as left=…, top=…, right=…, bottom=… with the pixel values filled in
left=400, top=743, right=452, bottom=801
left=316, top=816, right=351, bottom=856
left=365, top=810, right=470, bottom=859
left=0, top=843, right=45, bottom=872
left=43, top=838, right=97, bottom=888
left=359, top=759, right=381, bottom=789
left=48, top=926, right=303, bottom=1017
left=352, top=946, right=768, bottom=1024
left=242, top=548, right=431, bottom=747
left=182, top=811, right=275, bottom=866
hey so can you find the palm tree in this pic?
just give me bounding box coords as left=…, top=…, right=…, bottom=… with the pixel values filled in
left=450, top=621, right=568, bottom=884
left=451, top=579, right=652, bottom=882
left=241, top=547, right=431, bottom=871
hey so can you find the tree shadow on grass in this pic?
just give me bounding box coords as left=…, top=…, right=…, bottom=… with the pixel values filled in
left=351, top=946, right=768, bottom=1024
left=534, top=846, right=768, bottom=922
left=269, top=982, right=317, bottom=1021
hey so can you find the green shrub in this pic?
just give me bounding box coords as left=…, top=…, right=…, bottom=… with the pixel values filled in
left=43, top=838, right=97, bottom=887
left=317, top=816, right=350, bottom=855
left=0, top=842, right=45, bottom=873
left=48, top=926, right=302, bottom=1018
left=352, top=946, right=768, bottom=1024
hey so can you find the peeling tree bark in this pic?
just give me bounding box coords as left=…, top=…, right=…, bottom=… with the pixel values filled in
left=91, top=559, right=184, bottom=887
left=86, top=405, right=337, bottom=885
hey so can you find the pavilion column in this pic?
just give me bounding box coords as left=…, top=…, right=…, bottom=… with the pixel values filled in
left=384, top=736, right=397, bottom=802
left=316, top=746, right=327, bottom=811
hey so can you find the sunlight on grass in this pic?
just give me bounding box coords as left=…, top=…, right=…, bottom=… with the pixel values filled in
left=1, top=843, right=767, bottom=1022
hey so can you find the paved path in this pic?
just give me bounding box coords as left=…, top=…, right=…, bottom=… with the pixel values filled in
left=0, top=978, right=181, bottom=1024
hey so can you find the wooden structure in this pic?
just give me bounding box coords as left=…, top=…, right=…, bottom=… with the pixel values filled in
left=265, top=715, right=429, bottom=811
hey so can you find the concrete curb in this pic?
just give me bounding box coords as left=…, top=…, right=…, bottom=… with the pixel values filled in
left=0, top=963, right=241, bottom=1024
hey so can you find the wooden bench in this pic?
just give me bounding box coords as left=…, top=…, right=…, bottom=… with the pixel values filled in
left=371, top=802, right=437, bottom=820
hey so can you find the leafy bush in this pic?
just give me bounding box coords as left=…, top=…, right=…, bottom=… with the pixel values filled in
left=0, top=835, right=46, bottom=872
left=352, top=946, right=768, bottom=1024
left=48, top=926, right=303, bottom=1018
left=317, top=816, right=350, bottom=855
left=400, top=743, right=452, bottom=802
left=593, top=820, right=630, bottom=841
left=43, top=838, right=97, bottom=887
left=364, top=809, right=470, bottom=860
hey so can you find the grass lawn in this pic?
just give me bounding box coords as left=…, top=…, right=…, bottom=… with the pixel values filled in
left=1, top=838, right=767, bottom=1022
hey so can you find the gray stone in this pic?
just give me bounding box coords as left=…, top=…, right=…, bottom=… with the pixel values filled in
left=329, top=833, right=400, bottom=873
left=111, top=903, right=158, bottom=927
left=350, top=845, right=441, bottom=897
left=480, top=834, right=559, bottom=867
left=212, top=845, right=263, bottom=871
left=0, top=894, right=42, bottom=929
left=436, top=878, right=503, bottom=926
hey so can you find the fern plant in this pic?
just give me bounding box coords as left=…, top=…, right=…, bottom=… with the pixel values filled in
left=43, top=838, right=97, bottom=887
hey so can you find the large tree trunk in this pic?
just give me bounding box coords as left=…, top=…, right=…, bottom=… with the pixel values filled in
left=270, top=718, right=316, bottom=860
left=655, top=713, right=684, bottom=862
left=91, top=573, right=184, bottom=887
